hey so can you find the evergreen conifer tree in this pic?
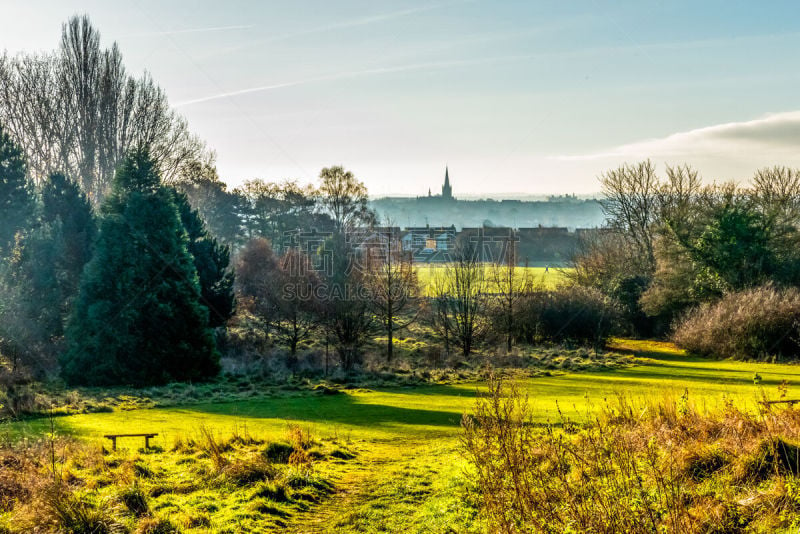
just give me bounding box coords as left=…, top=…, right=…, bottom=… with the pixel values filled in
left=0, top=124, right=34, bottom=258
left=0, top=173, right=95, bottom=374
left=62, top=149, right=218, bottom=386
left=169, top=189, right=235, bottom=328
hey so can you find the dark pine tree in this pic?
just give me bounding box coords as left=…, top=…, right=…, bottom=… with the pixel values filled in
left=0, top=173, right=96, bottom=375
left=169, top=189, right=235, bottom=328
left=41, top=173, right=96, bottom=285
left=62, top=149, right=219, bottom=386
left=40, top=173, right=97, bottom=324
left=0, top=124, right=34, bottom=258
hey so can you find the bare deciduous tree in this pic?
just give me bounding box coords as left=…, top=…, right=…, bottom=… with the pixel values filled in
left=274, top=249, right=321, bottom=356
left=600, top=160, right=660, bottom=274
left=320, top=233, right=375, bottom=371
left=364, top=227, right=419, bottom=361
left=752, top=166, right=800, bottom=227
left=488, top=231, right=533, bottom=352
left=431, top=240, right=488, bottom=357
left=234, top=238, right=280, bottom=331
left=0, top=15, right=206, bottom=202
left=318, top=166, right=375, bottom=232
left=236, top=179, right=323, bottom=246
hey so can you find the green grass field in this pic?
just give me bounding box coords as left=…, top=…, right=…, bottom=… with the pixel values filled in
left=5, top=340, right=799, bottom=532
left=415, top=264, right=570, bottom=295
left=8, top=340, right=794, bottom=444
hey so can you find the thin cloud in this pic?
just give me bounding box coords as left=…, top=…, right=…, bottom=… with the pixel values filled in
left=267, top=5, right=437, bottom=42
left=550, top=111, right=800, bottom=162
left=174, top=54, right=533, bottom=107
left=125, top=25, right=255, bottom=37
left=215, top=1, right=471, bottom=53
left=158, top=24, right=254, bottom=35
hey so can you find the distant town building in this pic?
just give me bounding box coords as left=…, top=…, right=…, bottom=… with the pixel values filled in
left=441, top=167, right=453, bottom=200
left=419, top=167, right=456, bottom=202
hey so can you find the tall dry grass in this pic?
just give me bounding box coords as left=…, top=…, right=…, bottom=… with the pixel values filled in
left=462, top=377, right=800, bottom=533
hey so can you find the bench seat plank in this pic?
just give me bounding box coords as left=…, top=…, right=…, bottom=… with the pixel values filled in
left=103, top=433, right=157, bottom=438
left=103, top=433, right=158, bottom=450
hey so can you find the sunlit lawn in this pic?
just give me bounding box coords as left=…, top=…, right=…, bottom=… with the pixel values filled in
left=7, top=340, right=795, bottom=447
left=414, top=264, right=571, bottom=296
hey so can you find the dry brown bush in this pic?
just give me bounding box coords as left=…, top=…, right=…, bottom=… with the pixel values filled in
left=673, top=285, right=800, bottom=361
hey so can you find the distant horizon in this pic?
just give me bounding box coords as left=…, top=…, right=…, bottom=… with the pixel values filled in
left=368, top=190, right=602, bottom=200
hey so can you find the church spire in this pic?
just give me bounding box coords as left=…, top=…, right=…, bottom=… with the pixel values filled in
left=442, top=166, right=452, bottom=200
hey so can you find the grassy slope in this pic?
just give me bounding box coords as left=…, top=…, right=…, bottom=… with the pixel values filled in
left=5, top=340, right=800, bottom=532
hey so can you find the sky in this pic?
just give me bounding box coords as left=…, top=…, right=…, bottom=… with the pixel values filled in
left=2, top=1, right=800, bottom=196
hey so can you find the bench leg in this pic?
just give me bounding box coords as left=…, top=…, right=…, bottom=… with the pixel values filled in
left=145, top=436, right=151, bottom=449
left=111, top=438, right=116, bottom=451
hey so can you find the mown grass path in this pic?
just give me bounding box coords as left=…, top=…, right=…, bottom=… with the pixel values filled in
left=288, top=439, right=400, bottom=533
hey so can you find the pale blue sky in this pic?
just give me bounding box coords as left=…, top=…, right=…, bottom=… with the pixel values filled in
left=2, top=1, right=800, bottom=195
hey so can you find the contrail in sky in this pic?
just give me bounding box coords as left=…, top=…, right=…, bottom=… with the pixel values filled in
left=174, top=54, right=530, bottom=108
left=125, top=24, right=255, bottom=37
left=262, top=5, right=439, bottom=43
left=157, top=25, right=254, bottom=35
left=217, top=1, right=473, bottom=50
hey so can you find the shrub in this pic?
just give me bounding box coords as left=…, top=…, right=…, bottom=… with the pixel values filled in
left=516, top=286, right=620, bottom=348
left=222, top=457, right=276, bottom=486
left=673, top=285, right=800, bottom=360
left=118, top=484, right=149, bottom=516
left=263, top=442, right=294, bottom=463
left=135, top=517, right=179, bottom=534
left=462, top=378, right=686, bottom=533
left=44, top=490, right=123, bottom=534
left=252, top=480, right=291, bottom=503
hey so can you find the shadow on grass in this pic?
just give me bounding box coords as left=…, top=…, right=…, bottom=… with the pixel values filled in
left=2, top=389, right=471, bottom=442
left=375, top=383, right=483, bottom=397
left=175, top=393, right=466, bottom=430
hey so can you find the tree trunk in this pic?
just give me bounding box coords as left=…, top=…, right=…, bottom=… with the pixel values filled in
left=290, top=316, right=298, bottom=355
left=387, top=314, right=393, bottom=362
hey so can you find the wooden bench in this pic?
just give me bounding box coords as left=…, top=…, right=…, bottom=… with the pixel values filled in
left=758, top=399, right=800, bottom=407
left=103, top=433, right=158, bottom=451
